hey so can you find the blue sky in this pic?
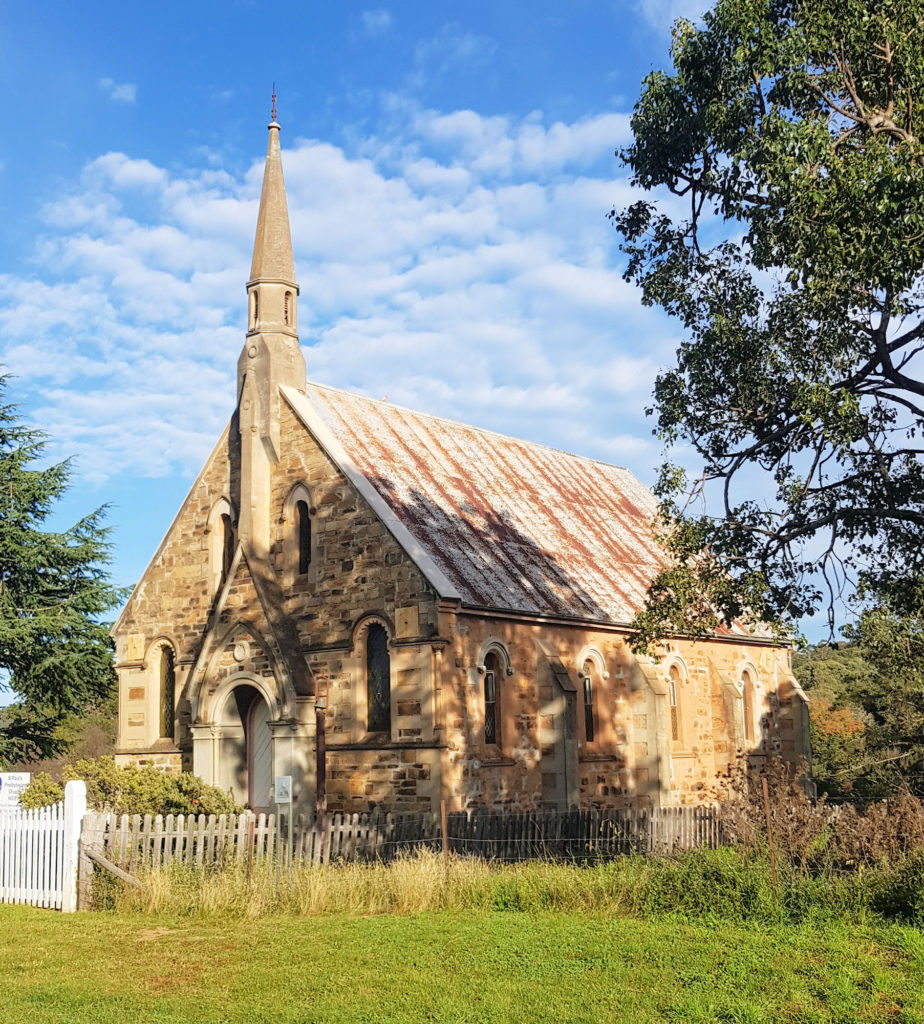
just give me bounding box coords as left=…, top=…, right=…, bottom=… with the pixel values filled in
left=0, top=1, right=708, bottom=615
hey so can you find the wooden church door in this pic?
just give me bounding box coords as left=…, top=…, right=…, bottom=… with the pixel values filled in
left=247, top=697, right=273, bottom=812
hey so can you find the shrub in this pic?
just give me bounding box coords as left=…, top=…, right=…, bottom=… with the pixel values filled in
left=718, top=756, right=830, bottom=871
left=718, top=757, right=924, bottom=872
left=17, top=771, right=65, bottom=808
left=19, top=756, right=237, bottom=817
left=828, top=788, right=924, bottom=868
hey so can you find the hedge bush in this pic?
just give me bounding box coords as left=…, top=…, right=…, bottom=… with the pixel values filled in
left=19, top=756, right=237, bottom=817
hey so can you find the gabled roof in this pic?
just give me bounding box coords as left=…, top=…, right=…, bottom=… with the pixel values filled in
left=283, top=382, right=670, bottom=625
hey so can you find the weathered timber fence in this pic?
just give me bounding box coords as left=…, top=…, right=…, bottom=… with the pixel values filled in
left=0, top=780, right=85, bottom=912
left=81, top=804, right=721, bottom=881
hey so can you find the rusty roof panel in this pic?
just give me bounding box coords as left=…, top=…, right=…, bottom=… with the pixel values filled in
left=301, top=382, right=671, bottom=624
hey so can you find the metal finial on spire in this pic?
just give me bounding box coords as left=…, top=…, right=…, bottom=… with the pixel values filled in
left=271, top=85, right=277, bottom=124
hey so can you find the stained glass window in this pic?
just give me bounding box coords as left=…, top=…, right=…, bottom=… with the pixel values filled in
left=367, top=623, right=391, bottom=733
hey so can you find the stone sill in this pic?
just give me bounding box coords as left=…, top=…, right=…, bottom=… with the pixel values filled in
left=326, top=741, right=445, bottom=751
left=479, top=755, right=518, bottom=768
left=579, top=752, right=620, bottom=763
left=116, top=745, right=183, bottom=756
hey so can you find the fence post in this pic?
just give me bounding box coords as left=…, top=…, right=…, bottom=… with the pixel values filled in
left=440, top=800, right=449, bottom=865
left=61, top=780, right=86, bottom=913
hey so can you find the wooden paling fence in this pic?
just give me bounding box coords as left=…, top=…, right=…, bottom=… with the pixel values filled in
left=81, top=804, right=722, bottom=884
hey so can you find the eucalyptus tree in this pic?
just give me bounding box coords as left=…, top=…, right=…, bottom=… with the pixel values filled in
left=615, top=0, right=924, bottom=649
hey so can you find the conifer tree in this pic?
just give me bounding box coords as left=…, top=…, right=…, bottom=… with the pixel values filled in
left=0, top=375, right=121, bottom=764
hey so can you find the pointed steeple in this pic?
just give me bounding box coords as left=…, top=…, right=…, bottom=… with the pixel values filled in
left=246, top=100, right=300, bottom=339
left=249, top=117, right=297, bottom=287
left=236, top=100, right=307, bottom=557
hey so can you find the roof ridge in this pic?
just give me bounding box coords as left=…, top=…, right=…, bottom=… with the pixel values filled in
left=303, top=379, right=634, bottom=473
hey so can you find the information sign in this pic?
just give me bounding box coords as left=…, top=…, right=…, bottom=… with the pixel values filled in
left=0, top=772, right=31, bottom=809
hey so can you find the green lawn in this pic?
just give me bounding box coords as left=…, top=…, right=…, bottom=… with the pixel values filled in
left=3, top=905, right=923, bottom=1023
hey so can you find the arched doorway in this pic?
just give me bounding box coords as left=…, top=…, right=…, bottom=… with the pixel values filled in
left=216, top=684, right=274, bottom=812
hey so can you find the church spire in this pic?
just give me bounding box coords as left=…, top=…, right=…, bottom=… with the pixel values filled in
left=249, top=103, right=297, bottom=289
left=236, top=101, right=307, bottom=557
left=239, top=98, right=304, bottom=371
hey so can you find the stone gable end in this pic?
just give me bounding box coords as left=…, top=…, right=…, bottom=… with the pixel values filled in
left=113, top=423, right=235, bottom=667
left=269, top=396, right=439, bottom=649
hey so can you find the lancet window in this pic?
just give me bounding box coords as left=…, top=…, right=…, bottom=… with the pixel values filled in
left=366, top=623, right=391, bottom=734
left=581, top=658, right=596, bottom=744
left=159, top=644, right=176, bottom=741
left=484, top=651, right=501, bottom=746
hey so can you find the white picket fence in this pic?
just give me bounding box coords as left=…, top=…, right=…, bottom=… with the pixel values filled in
left=0, top=780, right=85, bottom=912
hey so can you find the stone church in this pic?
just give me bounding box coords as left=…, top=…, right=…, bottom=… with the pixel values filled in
left=113, top=115, right=810, bottom=817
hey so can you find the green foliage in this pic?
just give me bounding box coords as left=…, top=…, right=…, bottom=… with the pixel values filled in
left=18, top=770, right=67, bottom=809
left=634, top=846, right=778, bottom=921
left=792, top=607, right=924, bottom=800
left=614, top=0, right=924, bottom=649
left=91, top=844, right=924, bottom=931
left=19, top=756, right=237, bottom=817
left=844, top=602, right=924, bottom=796
left=793, top=643, right=881, bottom=800
left=871, top=851, right=924, bottom=925
left=0, top=374, right=123, bottom=765
left=793, top=643, right=876, bottom=704
left=0, top=699, right=117, bottom=773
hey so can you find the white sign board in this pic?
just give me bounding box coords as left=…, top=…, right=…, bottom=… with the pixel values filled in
left=0, top=772, right=31, bottom=809
left=274, top=775, right=292, bottom=804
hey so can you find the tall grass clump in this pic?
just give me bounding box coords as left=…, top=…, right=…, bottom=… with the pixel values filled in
left=102, top=846, right=915, bottom=926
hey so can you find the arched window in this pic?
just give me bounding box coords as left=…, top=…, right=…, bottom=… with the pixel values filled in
left=296, top=500, right=311, bottom=574
left=281, top=485, right=313, bottom=581
left=220, top=513, right=234, bottom=585
left=208, top=498, right=236, bottom=596
left=484, top=651, right=500, bottom=746
left=668, top=663, right=683, bottom=744
left=159, top=645, right=175, bottom=740
left=284, top=291, right=292, bottom=326
left=581, top=658, right=596, bottom=744
left=251, top=291, right=258, bottom=328
left=741, top=668, right=755, bottom=743
left=366, top=623, right=391, bottom=733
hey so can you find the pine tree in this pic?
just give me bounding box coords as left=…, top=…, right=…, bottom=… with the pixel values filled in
left=0, top=375, right=122, bottom=765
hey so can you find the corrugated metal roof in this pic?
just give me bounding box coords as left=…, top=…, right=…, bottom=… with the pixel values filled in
left=287, top=382, right=671, bottom=624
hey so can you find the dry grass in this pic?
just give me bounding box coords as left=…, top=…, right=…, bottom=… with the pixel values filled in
left=111, top=849, right=643, bottom=919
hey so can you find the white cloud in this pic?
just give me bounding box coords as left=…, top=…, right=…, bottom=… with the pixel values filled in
left=633, top=0, right=706, bottom=29
left=410, top=24, right=498, bottom=89
left=0, top=103, right=672, bottom=486
left=360, top=9, right=393, bottom=36
left=414, top=109, right=630, bottom=178
left=98, top=78, right=137, bottom=103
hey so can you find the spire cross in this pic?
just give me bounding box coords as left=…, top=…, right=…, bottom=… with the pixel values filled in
left=271, top=86, right=277, bottom=123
